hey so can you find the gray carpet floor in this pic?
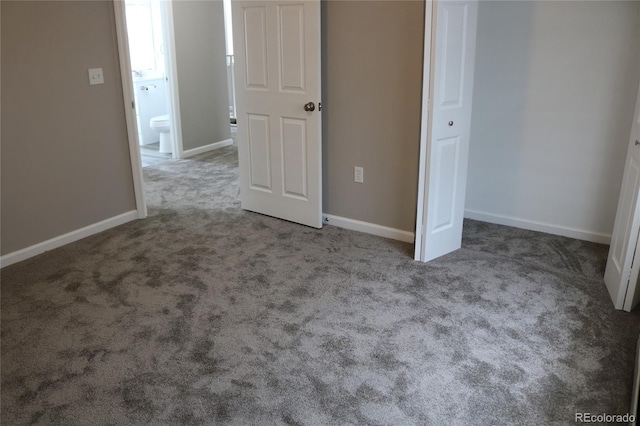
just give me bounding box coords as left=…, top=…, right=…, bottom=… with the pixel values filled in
left=2, top=145, right=640, bottom=425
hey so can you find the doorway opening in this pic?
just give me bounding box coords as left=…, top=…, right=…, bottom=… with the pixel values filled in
left=116, top=0, right=239, bottom=220
left=124, top=0, right=175, bottom=168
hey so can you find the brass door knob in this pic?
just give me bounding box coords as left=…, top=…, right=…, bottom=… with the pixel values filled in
left=304, top=102, right=316, bottom=112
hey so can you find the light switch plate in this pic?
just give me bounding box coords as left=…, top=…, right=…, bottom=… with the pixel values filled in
left=88, top=68, right=104, bottom=85
left=354, top=166, right=364, bottom=183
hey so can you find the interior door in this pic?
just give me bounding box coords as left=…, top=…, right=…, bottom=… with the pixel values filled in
left=415, top=0, right=478, bottom=262
left=604, top=81, right=640, bottom=312
left=232, top=0, right=322, bottom=228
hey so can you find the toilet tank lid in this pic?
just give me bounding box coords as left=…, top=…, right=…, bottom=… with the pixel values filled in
left=150, top=114, right=170, bottom=124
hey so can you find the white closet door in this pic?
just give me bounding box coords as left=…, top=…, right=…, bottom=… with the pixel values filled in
left=605, top=81, right=640, bottom=312
left=415, top=0, right=478, bottom=262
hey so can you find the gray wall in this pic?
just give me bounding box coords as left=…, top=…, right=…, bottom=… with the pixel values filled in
left=466, top=1, right=640, bottom=238
left=173, top=0, right=231, bottom=152
left=1, top=1, right=136, bottom=256
left=322, top=0, right=425, bottom=232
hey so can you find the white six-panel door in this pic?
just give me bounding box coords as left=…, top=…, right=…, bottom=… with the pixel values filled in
left=605, top=81, right=640, bottom=312
left=232, top=0, right=322, bottom=228
left=415, top=0, right=478, bottom=262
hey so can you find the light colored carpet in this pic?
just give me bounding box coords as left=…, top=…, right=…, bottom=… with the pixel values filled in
left=2, top=145, right=639, bottom=425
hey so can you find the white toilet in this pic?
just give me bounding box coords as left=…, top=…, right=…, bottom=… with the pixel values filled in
left=149, top=114, right=172, bottom=154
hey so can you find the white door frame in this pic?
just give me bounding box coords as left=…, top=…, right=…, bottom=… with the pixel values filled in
left=161, top=0, right=185, bottom=160
left=113, top=0, right=147, bottom=218
left=113, top=0, right=185, bottom=217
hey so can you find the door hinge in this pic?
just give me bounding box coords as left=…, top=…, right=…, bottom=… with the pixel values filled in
left=131, top=100, right=135, bottom=109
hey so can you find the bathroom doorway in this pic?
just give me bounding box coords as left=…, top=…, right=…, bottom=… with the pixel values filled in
left=122, top=0, right=237, bottom=168
left=116, top=0, right=240, bottom=218
left=124, top=0, right=176, bottom=168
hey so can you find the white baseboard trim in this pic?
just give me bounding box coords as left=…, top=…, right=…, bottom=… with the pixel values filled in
left=182, top=139, right=233, bottom=159
left=464, top=209, right=611, bottom=245
left=322, top=213, right=414, bottom=243
left=0, top=210, right=139, bottom=268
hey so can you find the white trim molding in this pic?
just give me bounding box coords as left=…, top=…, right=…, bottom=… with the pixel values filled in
left=0, top=211, right=138, bottom=268
left=113, top=0, right=147, bottom=219
left=464, top=209, right=611, bottom=245
left=182, top=139, right=234, bottom=159
left=161, top=0, right=185, bottom=160
left=322, top=214, right=414, bottom=243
